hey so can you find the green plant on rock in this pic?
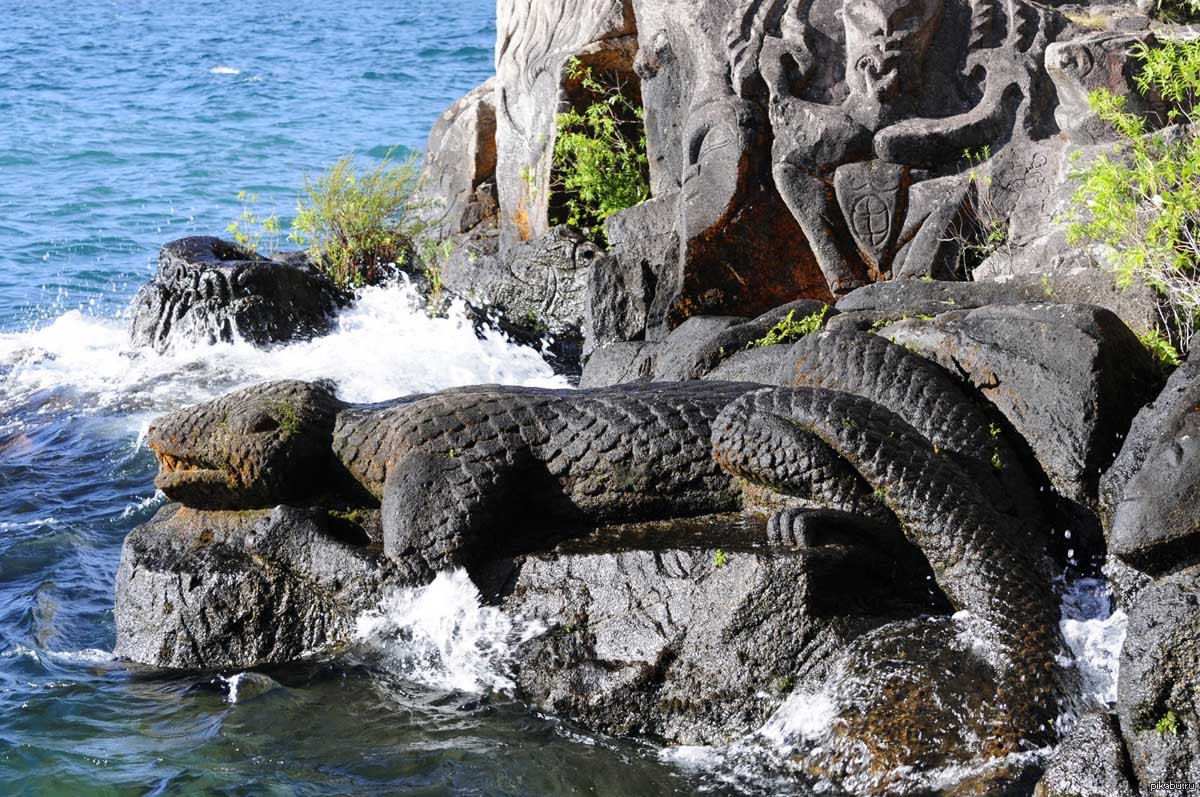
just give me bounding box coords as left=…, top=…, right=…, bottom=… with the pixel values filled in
left=551, top=58, right=649, bottom=244
left=419, top=237, right=455, bottom=311
left=226, top=191, right=282, bottom=256
left=747, top=306, right=830, bottom=349
left=289, top=150, right=431, bottom=289
left=1067, top=38, right=1200, bottom=354
left=1156, top=709, right=1181, bottom=735
left=269, top=401, right=300, bottom=436
left=714, top=549, right=728, bottom=569
left=1139, top=327, right=1183, bottom=373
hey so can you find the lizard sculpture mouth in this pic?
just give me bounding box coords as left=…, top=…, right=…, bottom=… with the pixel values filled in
left=150, top=444, right=229, bottom=494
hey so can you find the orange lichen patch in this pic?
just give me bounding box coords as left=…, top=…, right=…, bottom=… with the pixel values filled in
left=670, top=186, right=832, bottom=329
left=513, top=198, right=532, bottom=241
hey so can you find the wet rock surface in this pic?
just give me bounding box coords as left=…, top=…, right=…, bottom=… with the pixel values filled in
left=495, top=516, right=942, bottom=745
left=114, top=503, right=390, bottom=670
left=1034, top=712, right=1137, bottom=797
left=129, top=236, right=346, bottom=353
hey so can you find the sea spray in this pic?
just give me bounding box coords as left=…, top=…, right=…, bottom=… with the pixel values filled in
left=0, top=279, right=567, bottom=432
left=355, top=569, right=545, bottom=694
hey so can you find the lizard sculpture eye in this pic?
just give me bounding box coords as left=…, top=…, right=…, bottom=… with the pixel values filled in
left=248, top=412, right=280, bottom=433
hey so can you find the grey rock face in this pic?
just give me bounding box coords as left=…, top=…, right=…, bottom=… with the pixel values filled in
left=1104, top=355, right=1200, bottom=575
left=727, top=0, right=1065, bottom=290
left=440, top=225, right=602, bottom=336
left=500, top=516, right=940, bottom=745
left=884, top=303, right=1162, bottom=510
left=837, top=272, right=1163, bottom=337
left=580, top=300, right=833, bottom=386
left=587, top=195, right=677, bottom=349
left=128, top=237, right=345, bottom=353
left=1118, top=566, right=1200, bottom=787
left=418, top=79, right=499, bottom=237
left=703, top=346, right=793, bottom=383
left=1034, top=712, right=1137, bottom=797
left=114, top=503, right=390, bottom=669
left=1046, top=31, right=1165, bottom=146
left=576, top=340, right=656, bottom=387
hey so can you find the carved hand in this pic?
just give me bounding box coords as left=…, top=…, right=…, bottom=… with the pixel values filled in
left=759, top=34, right=814, bottom=99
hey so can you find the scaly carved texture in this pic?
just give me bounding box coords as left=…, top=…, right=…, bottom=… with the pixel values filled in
left=713, top=387, right=1066, bottom=783
left=331, top=382, right=761, bottom=571
left=783, top=329, right=1044, bottom=532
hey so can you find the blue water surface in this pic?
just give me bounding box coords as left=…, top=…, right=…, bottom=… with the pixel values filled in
left=0, top=2, right=777, bottom=793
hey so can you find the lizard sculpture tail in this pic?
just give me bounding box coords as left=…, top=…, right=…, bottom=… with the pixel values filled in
left=714, top=386, right=1069, bottom=792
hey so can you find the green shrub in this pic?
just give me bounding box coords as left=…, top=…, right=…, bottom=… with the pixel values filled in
left=1067, top=38, right=1200, bottom=353
left=289, top=150, right=430, bottom=288
left=552, top=59, right=649, bottom=244
left=1139, top=327, right=1183, bottom=373
left=226, top=191, right=282, bottom=256
left=746, top=306, right=830, bottom=349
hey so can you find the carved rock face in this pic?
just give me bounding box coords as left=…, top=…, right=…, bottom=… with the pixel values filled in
left=842, top=0, right=943, bottom=126
left=1046, top=31, right=1166, bottom=145
left=680, top=89, right=754, bottom=241
left=147, top=380, right=342, bottom=509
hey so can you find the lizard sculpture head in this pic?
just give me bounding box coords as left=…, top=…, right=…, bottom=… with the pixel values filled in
left=147, top=380, right=343, bottom=509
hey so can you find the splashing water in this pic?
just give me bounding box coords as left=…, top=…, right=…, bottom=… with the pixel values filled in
left=0, top=279, right=566, bottom=435
left=355, top=570, right=546, bottom=694
left=1059, top=576, right=1127, bottom=709
left=662, top=574, right=1131, bottom=793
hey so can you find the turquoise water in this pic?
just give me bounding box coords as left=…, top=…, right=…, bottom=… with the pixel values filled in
left=0, top=2, right=774, bottom=793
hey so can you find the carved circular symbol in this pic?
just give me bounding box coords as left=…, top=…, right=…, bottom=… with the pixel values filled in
left=852, top=195, right=892, bottom=247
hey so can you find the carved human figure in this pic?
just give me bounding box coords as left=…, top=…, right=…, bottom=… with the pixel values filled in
left=729, top=0, right=1046, bottom=292
left=751, top=0, right=944, bottom=292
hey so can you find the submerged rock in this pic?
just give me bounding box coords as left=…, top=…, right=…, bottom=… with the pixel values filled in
left=128, top=236, right=346, bottom=353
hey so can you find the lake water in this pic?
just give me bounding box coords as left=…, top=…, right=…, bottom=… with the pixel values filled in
left=0, top=1, right=1125, bottom=794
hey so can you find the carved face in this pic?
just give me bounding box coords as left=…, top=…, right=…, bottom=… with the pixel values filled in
left=681, top=91, right=754, bottom=240
left=842, top=0, right=942, bottom=110
left=148, top=380, right=342, bottom=509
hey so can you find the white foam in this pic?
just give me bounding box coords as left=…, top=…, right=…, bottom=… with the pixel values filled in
left=224, top=672, right=244, bottom=703
left=758, top=688, right=837, bottom=749
left=209, top=65, right=240, bottom=75
left=0, top=280, right=568, bottom=431
left=1059, top=577, right=1126, bottom=709
left=355, top=569, right=545, bottom=694
left=44, top=648, right=117, bottom=665
left=121, top=491, right=166, bottom=518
